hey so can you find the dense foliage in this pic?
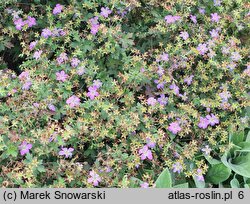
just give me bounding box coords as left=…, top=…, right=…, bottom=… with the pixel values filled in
left=0, top=0, right=249, bottom=188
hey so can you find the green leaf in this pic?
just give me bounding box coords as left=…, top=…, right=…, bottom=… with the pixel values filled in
left=204, top=155, right=221, bottom=165
left=222, top=152, right=250, bottom=178
left=206, top=163, right=231, bottom=184
left=173, top=183, right=189, bottom=188
left=6, top=145, right=18, bottom=157
left=230, top=178, right=240, bottom=188
left=37, top=165, right=46, bottom=173
left=230, top=131, right=245, bottom=145
left=155, top=168, right=172, bottom=188
left=246, top=131, right=250, bottom=142
left=236, top=142, right=250, bottom=153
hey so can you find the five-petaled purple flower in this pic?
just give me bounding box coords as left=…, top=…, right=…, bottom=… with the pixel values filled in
left=19, top=141, right=32, bottom=156
left=168, top=121, right=182, bottom=134
left=211, top=13, right=221, bottom=22
left=66, top=95, right=81, bottom=108
left=198, top=117, right=210, bottom=129
left=100, top=7, right=112, bottom=18
left=165, top=15, right=181, bottom=24
left=206, top=114, right=219, bottom=126
left=160, top=53, right=169, bottom=61
left=53, top=4, right=63, bottom=15
left=56, top=70, right=69, bottom=82
left=71, top=58, right=80, bottom=67
left=139, top=145, right=153, bottom=160
left=157, top=94, right=168, bottom=105
left=87, top=170, right=101, bottom=186
left=92, top=79, right=102, bottom=89
left=48, top=104, right=56, bottom=112
left=33, top=50, right=43, bottom=60
left=59, top=147, right=74, bottom=158
left=180, top=31, right=189, bottom=40
left=197, top=43, right=208, bottom=55
left=22, top=81, right=32, bottom=90
left=87, top=86, right=99, bottom=100
left=89, top=16, right=100, bottom=35
left=172, top=162, right=183, bottom=174
left=147, top=97, right=157, bottom=106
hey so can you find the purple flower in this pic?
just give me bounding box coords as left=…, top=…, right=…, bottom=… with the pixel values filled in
left=139, top=145, right=153, bottom=160
left=157, top=94, right=168, bottom=105
left=33, top=102, right=40, bottom=108
left=90, top=24, right=100, bottom=35
left=165, top=15, right=181, bottom=24
left=14, top=18, right=25, bottom=30
left=53, top=4, right=63, bottom=15
left=48, top=104, right=56, bottom=112
left=100, top=7, right=112, bottom=18
left=87, top=86, right=99, bottom=100
left=66, top=95, right=81, bottom=108
left=41, top=28, right=52, bottom=38
left=56, top=70, right=69, bottom=82
left=19, top=141, right=32, bottom=156
left=29, top=41, right=37, bottom=50
left=33, top=50, right=43, bottom=60
left=87, top=170, right=101, bottom=186
left=201, top=145, right=212, bottom=155
left=206, top=114, right=219, bottom=126
left=209, top=29, right=219, bottom=38
left=25, top=16, right=36, bottom=27
left=59, top=147, right=74, bottom=158
left=172, top=162, right=183, bottom=174
left=199, top=8, right=205, bottom=14
left=147, top=97, right=157, bottom=106
left=89, top=17, right=100, bottom=35
left=168, top=121, right=182, bottom=134
left=196, top=169, right=204, bottom=181
left=19, top=71, right=29, bottom=80
left=92, top=79, right=102, bottom=89
left=180, top=31, right=189, bottom=40
left=77, top=66, right=86, bottom=75
left=211, top=13, right=221, bottom=22
left=146, top=138, right=156, bottom=148
left=231, top=52, right=242, bottom=61
left=140, top=182, right=149, bottom=188
left=160, top=53, right=169, bottom=61
left=190, top=15, right=197, bottom=24
left=219, top=91, right=231, bottom=102
left=214, top=0, right=222, bottom=6
left=56, top=52, right=68, bottom=64
left=22, top=81, right=32, bottom=90
left=197, top=43, right=208, bottom=55
left=198, top=117, right=209, bottom=129
left=71, top=58, right=80, bottom=67
left=157, top=66, right=164, bottom=76
left=169, top=83, right=180, bottom=95
left=184, top=75, right=194, bottom=85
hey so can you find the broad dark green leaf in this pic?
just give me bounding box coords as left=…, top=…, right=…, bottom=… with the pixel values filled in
left=206, top=163, right=231, bottom=184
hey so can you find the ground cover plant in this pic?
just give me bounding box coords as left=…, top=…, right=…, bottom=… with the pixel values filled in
left=0, top=0, right=249, bottom=188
